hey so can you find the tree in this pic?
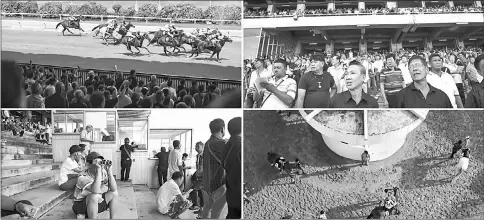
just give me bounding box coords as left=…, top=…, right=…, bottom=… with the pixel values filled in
left=112, top=4, right=122, bottom=14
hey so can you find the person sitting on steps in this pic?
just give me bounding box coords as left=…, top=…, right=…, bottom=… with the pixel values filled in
left=72, top=152, right=119, bottom=219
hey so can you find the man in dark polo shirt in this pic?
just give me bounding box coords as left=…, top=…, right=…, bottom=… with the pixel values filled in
left=380, top=54, right=405, bottom=108
left=394, top=56, right=452, bottom=108
left=119, top=137, right=138, bottom=182
left=465, top=54, right=484, bottom=108
left=329, top=61, right=378, bottom=108
left=295, top=60, right=336, bottom=108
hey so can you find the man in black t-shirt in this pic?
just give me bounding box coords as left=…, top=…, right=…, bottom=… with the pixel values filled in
left=154, top=146, right=170, bottom=186
left=119, top=137, right=138, bottom=182
left=295, top=60, right=336, bottom=108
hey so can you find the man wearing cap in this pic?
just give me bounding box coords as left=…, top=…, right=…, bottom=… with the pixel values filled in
left=120, top=138, right=138, bottom=182
left=80, top=125, right=94, bottom=156
left=59, top=145, right=85, bottom=191
left=167, top=140, right=183, bottom=182
left=72, top=152, right=119, bottom=219
left=156, top=171, right=192, bottom=219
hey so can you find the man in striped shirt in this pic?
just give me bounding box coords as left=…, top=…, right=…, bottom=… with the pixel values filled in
left=379, top=54, right=405, bottom=108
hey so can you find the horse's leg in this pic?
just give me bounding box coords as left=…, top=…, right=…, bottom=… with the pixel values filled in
left=135, top=46, right=141, bottom=54
left=141, top=47, right=151, bottom=53
left=66, top=28, right=75, bottom=35
left=210, top=51, right=217, bottom=59
left=163, top=46, right=169, bottom=56
left=217, top=52, right=220, bottom=61
left=62, top=27, right=66, bottom=36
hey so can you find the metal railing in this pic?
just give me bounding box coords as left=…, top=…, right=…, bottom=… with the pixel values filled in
left=244, top=10, right=483, bottom=18
left=1, top=12, right=241, bottom=25
left=18, top=63, right=241, bottom=93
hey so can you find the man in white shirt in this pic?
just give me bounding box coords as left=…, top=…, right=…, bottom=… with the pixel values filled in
left=167, top=140, right=183, bottom=181
left=327, top=56, right=345, bottom=93
left=156, top=171, right=192, bottom=218
left=254, top=59, right=297, bottom=109
left=80, top=125, right=94, bottom=156
left=398, top=55, right=413, bottom=87
left=373, top=55, right=384, bottom=73
left=426, top=54, right=463, bottom=108
left=59, top=145, right=85, bottom=191
left=245, top=59, right=271, bottom=108
left=265, top=59, right=273, bottom=74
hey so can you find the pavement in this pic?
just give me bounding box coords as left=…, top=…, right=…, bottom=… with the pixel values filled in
left=1, top=20, right=242, bottom=80
left=244, top=110, right=484, bottom=219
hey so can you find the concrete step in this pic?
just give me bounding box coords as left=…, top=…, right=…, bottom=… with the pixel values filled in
left=2, top=169, right=59, bottom=197
left=1, top=153, right=53, bottom=160
left=2, top=144, right=52, bottom=155
left=2, top=163, right=61, bottom=178
left=9, top=184, right=71, bottom=219
left=2, top=159, right=54, bottom=168
left=2, top=138, right=51, bottom=150
left=40, top=180, right=139, bottom=219
left=133, top=185, right=171, bottom=220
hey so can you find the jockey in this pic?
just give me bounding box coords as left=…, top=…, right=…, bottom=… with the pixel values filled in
left=164, top=24, right=177, bottom=36
left=107, top=19, right=117, bottom=30
left=380, top=187, right=400, bottom=215
left=67, top=15, right=78, bottom=26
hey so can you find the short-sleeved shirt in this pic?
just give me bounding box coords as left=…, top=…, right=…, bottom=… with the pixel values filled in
left=248, top=69, right=271, bottom=90
left=59, top=157, right=79, bottom=186
left=167, top=149, right=183, bottom=180
left=426, top=71, right=459, bottom=108
left=380, top=67, right=404, bottom=95
left=298, top=71, right=335, bottom=108
left=156, top=179, right=181, bottom=214
left=73, top=169, right=108, bottom=201
left=328, top=90, right=379, bottom=108
left=394, top=82, right=453, bottom=108
left=155, top=150, right=170, bottom=170
left=260, top=76, right=297, bottom=109
left=80, top=130, right=92, bottom=152
left=120, top=144, right=135, bottom=160
left=327, top=66, right=345, bottom=93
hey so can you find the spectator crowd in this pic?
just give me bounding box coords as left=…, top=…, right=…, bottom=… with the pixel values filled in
left=1, top=60, right=241, bottom=108
left=244, top=4, right=483, bottom=18
left=1, top=112, right=52, bottom=144
left=244, top=46, right=484, bottom=108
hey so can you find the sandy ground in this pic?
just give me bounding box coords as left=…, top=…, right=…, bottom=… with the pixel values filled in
left=1, top=28, right=241, bottom=80
left=244, top=110, right=484, bottom=219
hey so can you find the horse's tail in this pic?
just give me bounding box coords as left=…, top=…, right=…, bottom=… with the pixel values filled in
left=92, top=25, right=101, bottom=31
left=55, top=22, right=62, bottom=29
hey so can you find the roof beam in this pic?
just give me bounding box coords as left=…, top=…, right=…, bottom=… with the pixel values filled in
left=460, top=27, right=483, bottom=41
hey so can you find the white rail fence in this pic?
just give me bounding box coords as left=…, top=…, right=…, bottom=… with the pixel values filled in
left=1, top=12, right=241, bottom=24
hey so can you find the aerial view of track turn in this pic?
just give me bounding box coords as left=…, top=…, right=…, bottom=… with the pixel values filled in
left=1, top=1, right=242, bottom=108
left=244, top=110, right=484, bottom=219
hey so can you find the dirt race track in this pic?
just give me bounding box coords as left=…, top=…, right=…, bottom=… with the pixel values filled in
left=1, top=28, right=241, bottom=80
left=244, top=111, right=484, bottom=219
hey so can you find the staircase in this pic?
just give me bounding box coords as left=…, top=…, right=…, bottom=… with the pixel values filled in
left=1, top=131, right=68, bottom=219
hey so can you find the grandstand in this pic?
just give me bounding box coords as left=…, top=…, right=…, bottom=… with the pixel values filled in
left=243, top=0, right=484, bottom=58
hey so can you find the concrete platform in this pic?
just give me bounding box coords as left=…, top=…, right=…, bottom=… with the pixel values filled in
left=2, top=153, right=53, bottom=160
left=9, top=183, right=71, bottom=219
left=2, top=169, right=59, bottom=196
left=2, top=159, right=54, bottom=167
left=40, top=180, right=138, bottom=219
left=2, top=163, right=61, bottom=178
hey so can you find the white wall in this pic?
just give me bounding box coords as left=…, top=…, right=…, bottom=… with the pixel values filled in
left=148, top=109, right=241, bottom=145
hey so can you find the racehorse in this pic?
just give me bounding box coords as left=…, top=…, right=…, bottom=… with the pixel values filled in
left=116, top=32, right=151, bottom=54
left=155, top=30, right=188, bottom=56
left=100, top=21, right=135, bottom=45
left=190, top=35, right=233, bottom=61
left=56, top=16, right=85, bottom=36
left=91, top=21, right=117, bottom=36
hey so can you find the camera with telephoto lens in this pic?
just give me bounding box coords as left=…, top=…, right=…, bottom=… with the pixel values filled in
left=99, top=160, right=112, bottom=166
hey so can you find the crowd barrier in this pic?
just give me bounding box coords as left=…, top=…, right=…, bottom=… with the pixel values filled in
left=18, top=63, right=241, bottom=93
left=1, top=12, right=241, bottom=25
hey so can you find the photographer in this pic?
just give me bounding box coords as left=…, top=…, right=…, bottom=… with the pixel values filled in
left=119, top=138, right=138, bottom=182
left=72, top=152, right=119, bottom=219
